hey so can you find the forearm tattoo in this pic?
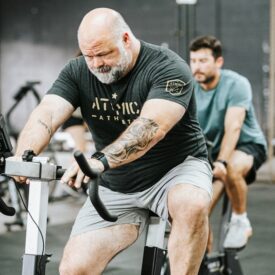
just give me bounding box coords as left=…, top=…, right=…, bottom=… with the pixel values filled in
left=38, top=119, right=52, bottom=136
left=106, top=117, right=159, bottom=164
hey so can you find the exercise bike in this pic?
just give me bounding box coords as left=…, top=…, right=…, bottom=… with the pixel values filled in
left=0, top=113, right=244, bottom=275
left=0, top=113, right=168, bottom=275
left=198, top=140, right=244, bottom=275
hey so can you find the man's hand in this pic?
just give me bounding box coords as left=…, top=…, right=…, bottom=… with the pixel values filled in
left=212, top=161, right=227, bottom=182
left=60, top=157, right=104, bottom=188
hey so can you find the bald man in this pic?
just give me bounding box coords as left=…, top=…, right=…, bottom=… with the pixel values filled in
left=13, top=8, right=212, bottom=275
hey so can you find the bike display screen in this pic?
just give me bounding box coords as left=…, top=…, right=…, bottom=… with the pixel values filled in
left=0, top=114, right=13, bottom=155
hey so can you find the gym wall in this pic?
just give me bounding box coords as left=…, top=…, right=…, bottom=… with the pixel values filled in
left=0, top=0, right=270, bottom=136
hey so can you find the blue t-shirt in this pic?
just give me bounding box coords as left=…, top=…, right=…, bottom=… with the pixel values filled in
left=194, top=69, right=267, bottom=158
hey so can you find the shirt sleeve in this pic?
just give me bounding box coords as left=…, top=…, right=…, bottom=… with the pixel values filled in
left=47, top=58, right=81, bottom=109
left=146, top=59, right=194, bottom=109
left=227, top=77, right=252, bottom=110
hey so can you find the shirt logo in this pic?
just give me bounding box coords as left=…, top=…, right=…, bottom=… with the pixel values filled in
left=91, top=97, right=140, bottom=125
left=165, top=79, right=186, bottom=96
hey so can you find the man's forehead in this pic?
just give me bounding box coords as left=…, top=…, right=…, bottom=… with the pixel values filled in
left=79, top=36, right=115, bottom=54
left=190, top=48, right=213, bottom=58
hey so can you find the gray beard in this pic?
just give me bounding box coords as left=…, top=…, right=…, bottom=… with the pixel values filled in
left=92, top=65, right=125, bottom=84
left=91, top=46, right=131, bottom=84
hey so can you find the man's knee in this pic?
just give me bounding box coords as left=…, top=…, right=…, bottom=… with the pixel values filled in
left=59, top=224, right=139, bottom=275
left=227, top=151, right=254, bottom=182
left=59, top=258, right=87, bottom=275
left=168, top=184, right=210, bottom=221
left=59, top=252, right=103, bottom=275
left=59, top=260, right=76, bottom=275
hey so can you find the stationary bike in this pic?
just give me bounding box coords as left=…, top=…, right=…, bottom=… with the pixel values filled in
left=0, top=113, right=168, bottom=275
left=0, top=112, right=244, bottom=275
left=198, top=140, right=244, bottom=275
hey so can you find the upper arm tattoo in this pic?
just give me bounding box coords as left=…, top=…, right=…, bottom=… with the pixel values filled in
left=105, top=117, right=159, bottom=164
left=38, top=119, right=52, bottom=137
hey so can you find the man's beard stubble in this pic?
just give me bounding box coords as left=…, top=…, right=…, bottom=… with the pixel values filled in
left=91, top=45, right=131, bottom=84
left=195, top=73, right=215, bottom=85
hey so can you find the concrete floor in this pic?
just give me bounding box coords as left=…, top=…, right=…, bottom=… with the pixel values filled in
left=0, top=181, right=275, bottom=275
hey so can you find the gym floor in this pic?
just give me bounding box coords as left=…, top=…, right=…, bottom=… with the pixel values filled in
left=0, top=180, right=275, bottom=275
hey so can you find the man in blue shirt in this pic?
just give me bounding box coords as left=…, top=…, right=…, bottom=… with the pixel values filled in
left=190, top=35, right=267, bottom=250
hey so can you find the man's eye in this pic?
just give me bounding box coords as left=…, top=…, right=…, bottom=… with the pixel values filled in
left=98, top=52, right=109, bottom=57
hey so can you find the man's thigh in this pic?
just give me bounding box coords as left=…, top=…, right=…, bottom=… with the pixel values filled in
left=139, top=156, right=213, bottom=221
left=71, top=186, right=149, bottom=237
left=62, top=224, right=139, bottom=270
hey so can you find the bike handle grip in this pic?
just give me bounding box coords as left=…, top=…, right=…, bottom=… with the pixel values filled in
left=73, top=151, right=118, bottom=222
left=56, top=168, right=66, bottom=180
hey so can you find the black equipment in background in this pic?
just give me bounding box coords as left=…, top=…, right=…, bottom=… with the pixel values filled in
left=0, top=114, right=15, bottom=216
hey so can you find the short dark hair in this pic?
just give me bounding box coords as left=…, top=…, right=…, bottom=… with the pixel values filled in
left=189, top=35, right=222, bottom=59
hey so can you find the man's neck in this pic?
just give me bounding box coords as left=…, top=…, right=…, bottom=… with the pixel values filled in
left=131, top=39, right=141, bottom=68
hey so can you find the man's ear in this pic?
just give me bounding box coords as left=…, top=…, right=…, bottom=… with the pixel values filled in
left=123, top=32, right=131, bottom=47
left=216, top=56, right=224, bottom=68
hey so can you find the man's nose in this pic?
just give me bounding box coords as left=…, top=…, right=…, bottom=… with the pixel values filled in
left=191, top=62, right=201, bottom=72
left=92, top=56, right=104, bottom=68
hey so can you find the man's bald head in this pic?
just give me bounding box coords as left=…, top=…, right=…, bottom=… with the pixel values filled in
left=78, top=8, right=131, bottom=45
left=77, top=8, right=140, bottom=84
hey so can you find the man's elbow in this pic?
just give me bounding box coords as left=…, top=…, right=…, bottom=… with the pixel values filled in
left=225, top=124, right=242, bottom=136
left=153, top=128, right=168, bottom=145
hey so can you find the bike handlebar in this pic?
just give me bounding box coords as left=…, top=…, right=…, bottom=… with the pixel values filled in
left=0, top=151, right=118, bottom=222
left=55, top=153, right=118, bottom=222
left=73, top=150, right=118, bottom=222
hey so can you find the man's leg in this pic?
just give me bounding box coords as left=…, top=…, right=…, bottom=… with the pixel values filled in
left=167, top=184, right=211, bottom=275
left=207, top=179, right=224, bottom=251
left=223, top=150, right=253, bottom=249
left=209, top=179, right=224, bottom=213
left=59, top=224, right=139, bottom=275
left=225, top=150, right=253, bottom=213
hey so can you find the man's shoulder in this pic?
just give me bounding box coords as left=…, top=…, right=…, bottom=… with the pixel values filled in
left=221, top=69, right=250, bottom=85
left=219, top=70, right=252, bottom=103
left=141, top=41, right=184, bottom=63
left=61, top=56, right=90, bottom=82
left=66, top=56, right=86, bottom=69
left=140, top=41, right=190, bottom=79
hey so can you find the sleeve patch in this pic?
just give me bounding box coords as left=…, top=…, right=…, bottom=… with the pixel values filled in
left=165, top=79, right=186, bottom=96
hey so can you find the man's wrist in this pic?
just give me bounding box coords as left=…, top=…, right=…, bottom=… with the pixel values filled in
left=91, top=151, right=110, bottom=171
left=215, top=159, right=228, bottom=168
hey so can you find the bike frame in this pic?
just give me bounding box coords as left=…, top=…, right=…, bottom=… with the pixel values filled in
left=4, top=154, right=171, bottom=275
left=5, top=156, right=61, bottom=275
left=2, top=152, right=245, bottom=275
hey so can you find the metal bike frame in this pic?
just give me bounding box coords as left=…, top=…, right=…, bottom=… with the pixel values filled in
left=4, top=156, right=170, bottom=275
left=5, top=157, right=59, bottom=275
left=199, top=193, right=244, bottom=275
left=141, top=214, right=167, bottom=275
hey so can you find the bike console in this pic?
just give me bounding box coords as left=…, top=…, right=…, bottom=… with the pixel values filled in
left=0, top=114, right=15, bottom=216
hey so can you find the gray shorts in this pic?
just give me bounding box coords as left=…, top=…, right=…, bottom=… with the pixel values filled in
left=71, top=156, right=213, bottom=237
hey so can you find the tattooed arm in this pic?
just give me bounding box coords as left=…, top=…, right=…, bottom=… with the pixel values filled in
left=103, top=98, right=186, bottom=168
left=61, top=98, right=186, bottom=188
left=15, top=94, right=75, bottom=156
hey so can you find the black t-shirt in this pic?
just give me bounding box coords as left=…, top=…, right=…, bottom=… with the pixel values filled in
left=48, top=41, right=208, bottom=193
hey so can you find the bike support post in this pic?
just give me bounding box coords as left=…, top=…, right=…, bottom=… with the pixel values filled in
left=22, top=179, right=50, bottom=275
left=141, top=214, right=167, bottom=275
left=5, top=157, right=59, bottom=275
